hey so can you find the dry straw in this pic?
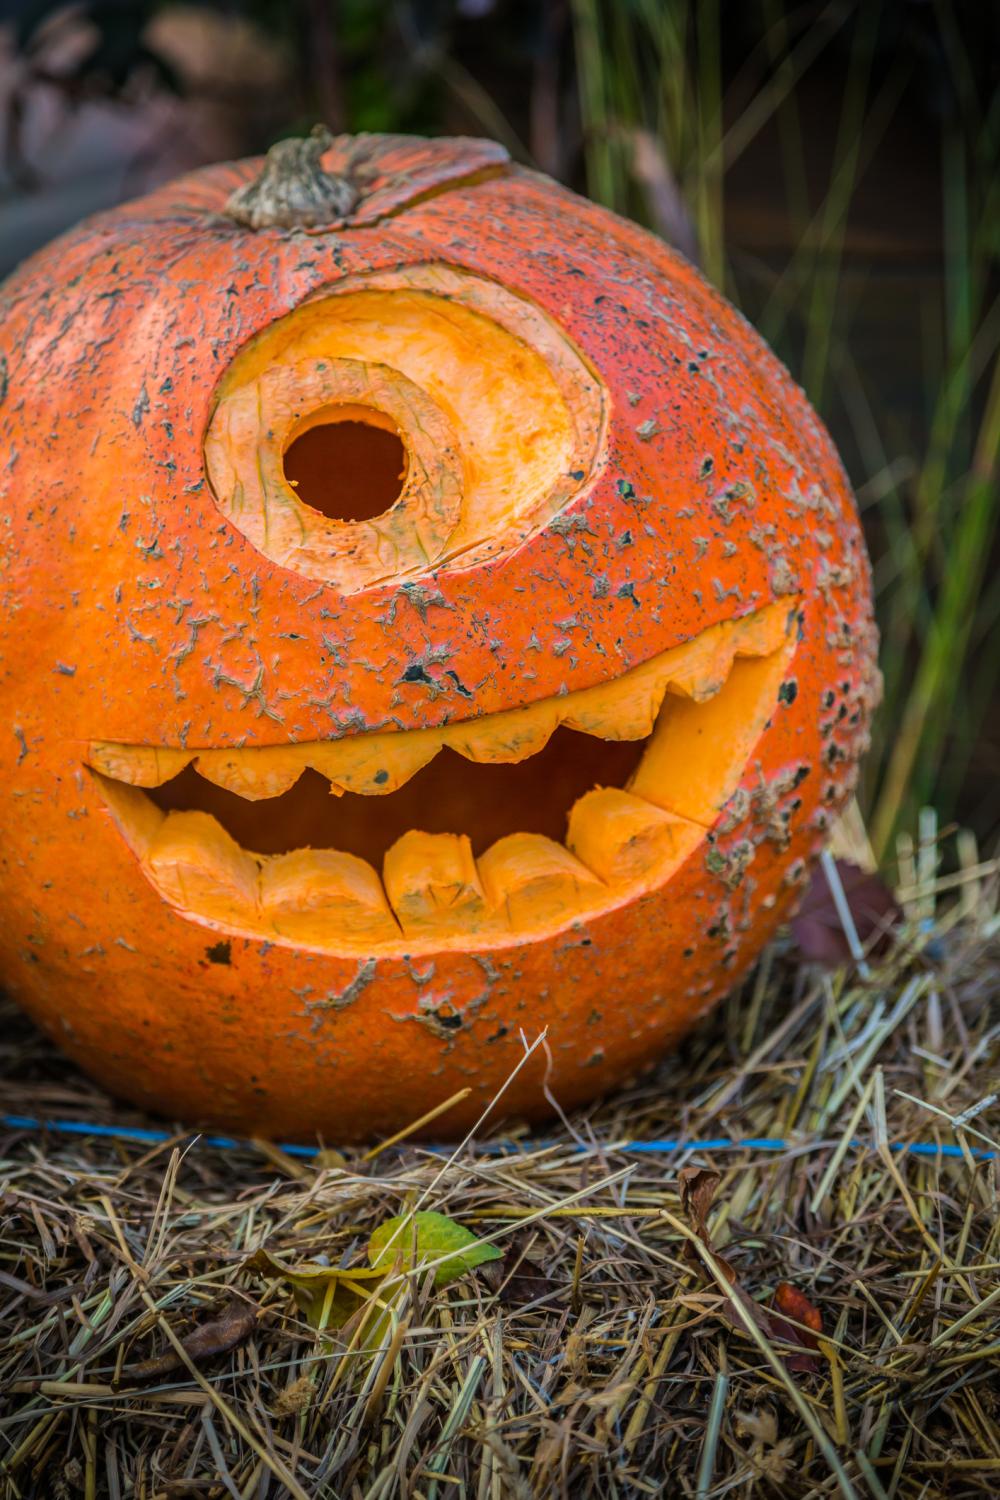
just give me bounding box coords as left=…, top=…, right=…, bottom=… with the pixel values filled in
left=1, top=833, right=998, bottom=1498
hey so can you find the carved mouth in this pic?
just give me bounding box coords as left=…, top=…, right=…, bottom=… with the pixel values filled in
left=88, top=602, right=798, bottom=956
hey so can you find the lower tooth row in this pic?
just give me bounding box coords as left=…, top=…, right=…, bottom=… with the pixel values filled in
left=139, top=794, right=705, bottom=951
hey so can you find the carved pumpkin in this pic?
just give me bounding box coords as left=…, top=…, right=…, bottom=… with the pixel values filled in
left=0, top=131, right=878, bottom=1140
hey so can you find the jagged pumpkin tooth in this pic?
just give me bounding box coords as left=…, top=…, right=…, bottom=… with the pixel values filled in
left=195, top=746, right=311, bottom=800
left=732, top=600, right=797, bottom=659
left=145, top=812, right=259, bottom=927
left=657, top=601, right=793, bottom=704
left=308, top=731, right=442, bottom=794
left=88, top=742, right=191, bottom=787
left=567, top=788, right=702, bottom=887
left=260, top=849, right=399, bottom=947
left=479, top=833, right=603, bottom=931
left=630, top=647, right=795, bottom=826
left=383, top=831, right=494, bottom=938
left=560, top=655, right=668, bottom=740
left=92, top=772, right=166, bottom=859
left=445, top=701, right=559, bottom=763
left=561, top=600, right=796, bottom=734
left=659, top=625, right=738, bottom=702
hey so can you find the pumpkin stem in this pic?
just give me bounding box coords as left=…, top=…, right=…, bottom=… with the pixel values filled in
left=224, top=126, right=358, bottom=230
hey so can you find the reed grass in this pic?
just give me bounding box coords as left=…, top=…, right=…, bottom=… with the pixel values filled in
left=564, top=0, right=1000, bottom=854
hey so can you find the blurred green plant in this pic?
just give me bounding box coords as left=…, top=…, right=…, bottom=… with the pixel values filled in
left=548, top=0, right=1000, bottom=857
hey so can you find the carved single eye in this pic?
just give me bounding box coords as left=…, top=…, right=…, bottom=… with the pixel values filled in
left=204, top=264, right=606, bottom=592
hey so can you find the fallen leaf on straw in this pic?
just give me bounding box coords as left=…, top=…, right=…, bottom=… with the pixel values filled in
left=368, top=1210, right=502, bottom=1288
left=677, top=1165, right=737, bottom=1280
left=244, top=1248, right=386, bottom=1331
left=769, top=1281, right=823, bottom=1373
left=676, top=1167, right=823, bottom=1372
left=121, top=1297, right=258, bottom=1382
left=791, top=858, right=899, bottom=967
left=478, top=1232, right=559, bottom=1306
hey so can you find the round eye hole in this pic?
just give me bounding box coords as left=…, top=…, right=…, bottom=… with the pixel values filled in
left=282, top=408, right=409, bottom=525
left=204, top=264, right=606, bottom=593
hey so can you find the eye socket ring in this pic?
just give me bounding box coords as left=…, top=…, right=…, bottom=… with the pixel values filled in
left=205, top=355, right=464, bottom=593
left=204, top=264, right=607, bottom=594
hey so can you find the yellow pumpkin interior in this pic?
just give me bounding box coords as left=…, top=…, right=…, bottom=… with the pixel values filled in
left=89, top=600, right=799, bottom=957
left=203, top=264, right=607, bottom=592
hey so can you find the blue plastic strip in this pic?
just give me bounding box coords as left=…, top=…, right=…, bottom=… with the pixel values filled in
left=1, top=1113, right=994, bottom=1160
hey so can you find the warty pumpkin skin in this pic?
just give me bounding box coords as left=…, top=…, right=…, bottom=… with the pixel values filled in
left=0, top=132, right=879, bottom=1140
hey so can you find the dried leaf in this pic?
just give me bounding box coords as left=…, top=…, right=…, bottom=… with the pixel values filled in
left=122, top=1297, right=257, bottom=1382
left=677, top=1171, right=823, bottom=1374
left=773, top=1281, right=822, bottom=1337
left=483, top=1235, right=559, bottom=1307
left=245, top=1248, right=385, bottom=1331
left=499, top=1257, right=559, bottom=1307
left=769, top=1281, right=823, bottom=1373
left=678, top=1166, right=721, bottom=1243
left=500, top=1254, right=563, bottom=1314
left=791, top=858, right=899, bottom=968
left=368, top=1211, right=501, bottom=1289
left=476, top=1255, right=507, bottom=1294
left=677, top=1165, right=737, bottom=1280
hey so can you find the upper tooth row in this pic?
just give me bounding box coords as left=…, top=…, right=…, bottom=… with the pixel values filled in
left=88, top=602, right=794, bottom=799
left=92, top=617, right=799, bottom=957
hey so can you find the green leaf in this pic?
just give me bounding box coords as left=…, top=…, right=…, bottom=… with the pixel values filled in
left=368, top=1211, right=502, bottom=1288
left=244, top=1248, right=386, bottom=1331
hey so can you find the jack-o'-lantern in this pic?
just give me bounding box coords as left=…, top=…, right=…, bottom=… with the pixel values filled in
left=0, top=131, right=878, bottom=1140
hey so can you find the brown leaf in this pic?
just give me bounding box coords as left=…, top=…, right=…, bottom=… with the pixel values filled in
left=791, top=859, right=899, bottom=968
left=708, top=1282, right=776, bottom=1341
left=769, top=1281, right=823, bottom=1374
left=500, top=1256, right=559, bottom=1307
left=690, top=1282, right=815, bottom=1375
left=773, top=1282, right=822, bottom=1338
left=678, top=1166, right=721, bottom=1242
left=476, top=1255, right=506, bottom=1294
left=676, top=1170, right=823, bottom=1375
left=122, top=1297, right=258, bottom=1382
left=677, top=1166, right=738, bottom=1280
left=477, top=1234, right=559, bottom=1307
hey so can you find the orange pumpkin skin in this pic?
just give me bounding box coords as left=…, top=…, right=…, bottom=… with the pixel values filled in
left=0, top=135, right=878, bottom=1140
